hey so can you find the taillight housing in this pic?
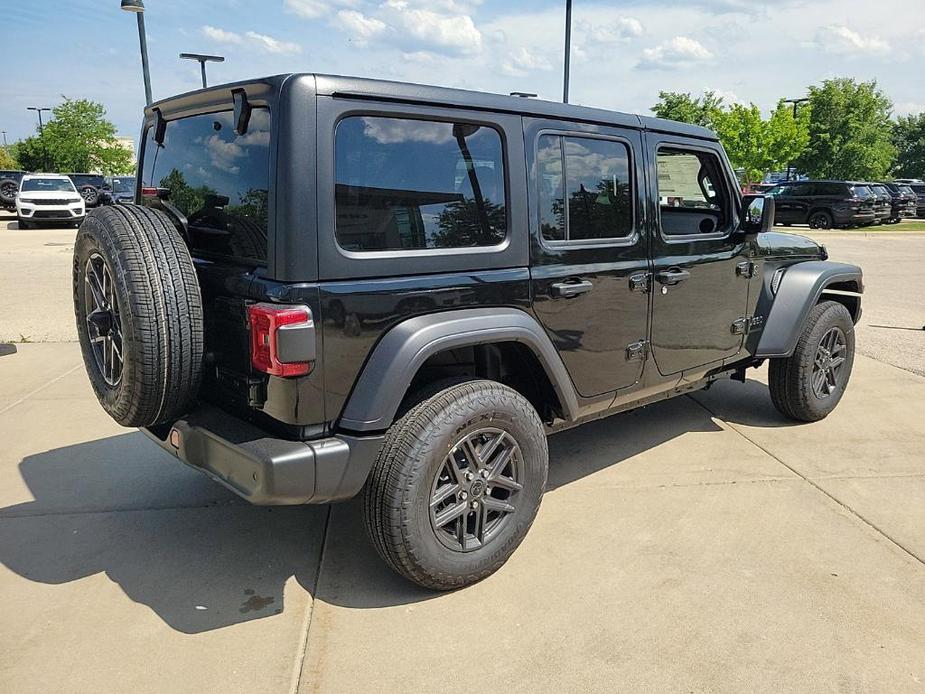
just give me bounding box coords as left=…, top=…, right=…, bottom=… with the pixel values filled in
left=247, top=303, right=315, bottom=377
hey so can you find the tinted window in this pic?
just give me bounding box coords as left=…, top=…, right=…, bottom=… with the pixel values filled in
left=334, top=116, right=506, bottom=252
left=790, top=183, right=813, bottom=196
left=21, top=178, right=76, bottom=192
left=537, top=135, right=633, bottom=242
left=141, top=108, right=271, bottom=263
left=910, top=185, right=925, bottom=194
left=111, top=177, right=134, bottom=194
left=814, top=183, right=845, bottom=196
left=900, top=185, right=915, bottom=195
left=851, top=186, right=872, bottom=198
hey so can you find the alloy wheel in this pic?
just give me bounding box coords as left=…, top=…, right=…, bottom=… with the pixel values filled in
left=811, top=326, right=847, bottom=399
left=83, top=253, right=124, bottom=386
left=429, top=427, right=523, bottom=552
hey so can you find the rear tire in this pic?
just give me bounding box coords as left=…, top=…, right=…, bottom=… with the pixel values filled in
left=0, top=178, right=17, bottom=207
left=79, top=184, right=100, bottom=207
left=808, top=210, right=833, bottom=229
left=73, top=205, right=204, bottom=427
left=363, top=380, right=548, bottom=590
left=769, top=301, right=855, bottom=422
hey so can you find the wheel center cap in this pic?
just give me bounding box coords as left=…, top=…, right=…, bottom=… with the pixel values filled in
left=469, top=479, right=485, bottom=497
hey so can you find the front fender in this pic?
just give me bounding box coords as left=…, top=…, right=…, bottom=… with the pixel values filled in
left=337, top=307, right=580, bottom=432
left=755, top=261, right=863, bottom=358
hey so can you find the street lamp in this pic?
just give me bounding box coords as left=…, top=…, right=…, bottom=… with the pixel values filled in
left=783, top=97, right=809, bottom=181
left=179, top=53, right=225, bottom=88
left=562, top=0, right=572, bottom=103
left=1, top=131, right=7, bottom=148
left=27, top=107, right=51, bottom=171
left=121, top=0, right=152, bottom=106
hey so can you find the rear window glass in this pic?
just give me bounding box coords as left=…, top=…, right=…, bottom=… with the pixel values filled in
left=334, top=116, right=507, bottom=252
left=140, top=108, right=271, bottom=264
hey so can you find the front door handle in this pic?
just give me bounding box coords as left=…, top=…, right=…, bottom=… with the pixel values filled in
left=550, top=279, right=594, bottom=299
left=655, top=268, right=691, bottom=286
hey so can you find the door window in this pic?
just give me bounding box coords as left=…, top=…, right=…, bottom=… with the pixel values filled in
left=656, top=148, right=730, bottom=237
left=537, top=134, right=633, bottom=243
left=334, top=116, right=507, bottom=252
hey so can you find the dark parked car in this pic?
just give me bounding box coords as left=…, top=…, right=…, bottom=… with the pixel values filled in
left=766, top=180, right=876, bottom=229
left=878, top=182, right=917, bottom=223
left=0, top=170, right=28, bottom=211
left=66, top=173, right=106, bottom=208
left=861, top=183, right=893, bottom=225
left=99, top=175, right=136, bottom=205
left=72, top=74, right=863, bottom=589
left=908, top=183, right=925, bottom=217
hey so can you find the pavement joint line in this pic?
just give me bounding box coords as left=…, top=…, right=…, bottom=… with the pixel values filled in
left=0, top=363, right=82, bottom=417
left=854, top=349, right=925, bottom=379
left=547, top=477, right=801, bottom=491
left=0, top=500, right=248, bottom=519
left=688, top=395, right=925, bottom=567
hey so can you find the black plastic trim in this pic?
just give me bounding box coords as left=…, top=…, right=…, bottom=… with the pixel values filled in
left=755, top=261, right=863, bottom=358
left=338, top=307, right=581, bottom=431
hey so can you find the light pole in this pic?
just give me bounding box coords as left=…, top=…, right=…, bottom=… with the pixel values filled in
left=782, top=97, right=809, bottom=181
left=179, top=53, right=224, bottom=88
left=121, top=0, right=152, bottom=106
left=27, top=107, right=51, bottom=171
left=1, top=131, right=7, bottom=148
left=562, top=0, right=572, bottom=103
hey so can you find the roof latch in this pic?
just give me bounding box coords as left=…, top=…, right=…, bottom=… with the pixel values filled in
left=232, top=88, right=252, bottom=136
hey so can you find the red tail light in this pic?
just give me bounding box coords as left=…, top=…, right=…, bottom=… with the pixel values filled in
left=247, top=303, right=314, bottom=377
left=141, top=186, right=159, bottom=198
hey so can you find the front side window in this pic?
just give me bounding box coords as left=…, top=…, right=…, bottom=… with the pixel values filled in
left=335, top=116, right=507, bottom=252
left=656, top=148, right=730, bottom=236
left=141, top=108, right=271, bottom=263
left=537, top=134, right=633, bottom=242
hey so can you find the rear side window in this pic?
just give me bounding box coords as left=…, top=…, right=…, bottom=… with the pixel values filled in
left=140, top=108, right=271, bottom=264
left=334, top=116, right=507, bottom=252
left=537, top=134, right=633, bottom=242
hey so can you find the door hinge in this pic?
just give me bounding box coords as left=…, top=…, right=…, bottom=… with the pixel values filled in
left=626, top=340, right=649, bottom=360
left=736, top=261, right=757, bottom=278
left=731, top=317, right=750, bottom=335
left=629, top=272, right=651, bottom=293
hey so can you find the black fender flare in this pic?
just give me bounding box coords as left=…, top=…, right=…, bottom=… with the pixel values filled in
left=337, top=307, right=580, bottom=432
left=756, top=261, right=863, bottom=358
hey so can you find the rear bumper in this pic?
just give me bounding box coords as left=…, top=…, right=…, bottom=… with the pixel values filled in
left=834, top=210, right=875, bottom=225
left=143, top=405, right=383, bottom=505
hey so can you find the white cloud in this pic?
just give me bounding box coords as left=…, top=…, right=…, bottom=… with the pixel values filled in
left=814, top=24, right=888, bottom=55
left=581, top=17, right=644, bottom=44
left=637, top=36, right=714, bottom=70
left=201, top=25, right=242, bottom=44
left=336, top=10, right=387, bottom=45
left=283, top=0, right=353, bottom=19
left=382, top=0, right=483, bottom=55
left=244, top=31, right=302, bottom=55
left=201, top=26, right=301, bottom=54
left=502, top=47, right=553, bottom=76
left=206, top=135, right=242, bottom=174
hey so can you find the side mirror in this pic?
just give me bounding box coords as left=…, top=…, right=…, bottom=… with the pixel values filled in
left=741, top=194, right=774, bottom=234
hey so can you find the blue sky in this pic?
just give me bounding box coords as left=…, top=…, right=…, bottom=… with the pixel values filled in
left=2, top=0, right=923, bottom=145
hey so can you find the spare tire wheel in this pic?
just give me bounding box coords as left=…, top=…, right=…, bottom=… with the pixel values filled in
left=79, top=184, right=100, bottom=207
left=0, top=178, right=18, bottom=206
left=73, top=205, right=204, bottom=427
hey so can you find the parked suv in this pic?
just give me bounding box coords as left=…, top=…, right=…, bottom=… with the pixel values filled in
left=66, top=173, right=106, bottom=208
left=72, top=75, right=863, bottom=589
left=98, top=175, right=136, bottom=205
left=16, top=173, right=86, bottom=228
left=861, top=183, right=893, bottom=224
left=0, top=170, right=28, bottom=211
left=908, top=183, right=925, bottom=217
left=878, top=181, right=917, bottom=223
left=765, top=180, right=876, bottom=228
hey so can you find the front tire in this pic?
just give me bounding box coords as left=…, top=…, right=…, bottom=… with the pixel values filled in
left=769, top=301, right=855, bottom=422
left=363, top=380, right=548, bottom=590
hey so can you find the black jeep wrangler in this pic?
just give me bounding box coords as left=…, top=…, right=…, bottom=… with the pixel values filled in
left=72, top=75, right=863, bottom=590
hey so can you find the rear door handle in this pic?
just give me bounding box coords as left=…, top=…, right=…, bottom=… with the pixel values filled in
left=655, top=268, right=691, bottom=286
left=550, top=280, right=594, bottom=299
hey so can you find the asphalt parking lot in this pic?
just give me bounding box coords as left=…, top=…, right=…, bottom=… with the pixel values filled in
left=1, top=210, right=923, bottom=693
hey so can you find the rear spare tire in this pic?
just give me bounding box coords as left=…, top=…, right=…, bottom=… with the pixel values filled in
left=0, top=178, right=18, bottom=206
left=73, top=205, right=204, bottom=427
left=79, top=184, right=100, bottom=207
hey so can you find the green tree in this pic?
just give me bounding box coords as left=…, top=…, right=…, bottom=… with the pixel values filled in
left=651, top=90, right=725, bottom=129
left=0, top=146, right=17, bottom=169
left=795, top=78, right=896, bottom=179
left=15, top=98, right=133, bottom=174
left=712, top=101, right=810, bottom=186
left=892, top=112, right=925, bottom=178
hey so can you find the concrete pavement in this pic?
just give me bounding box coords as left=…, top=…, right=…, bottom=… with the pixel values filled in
left=1, top=211, right=923, bottom=692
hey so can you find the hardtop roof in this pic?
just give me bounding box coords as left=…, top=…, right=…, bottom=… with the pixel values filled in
left=146, top=72, right=718, bottom=141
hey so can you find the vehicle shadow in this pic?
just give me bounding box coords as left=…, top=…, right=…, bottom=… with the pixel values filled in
left=691, top=377, right=803, bottom=428
left=0, top=378, right=797, bottom=631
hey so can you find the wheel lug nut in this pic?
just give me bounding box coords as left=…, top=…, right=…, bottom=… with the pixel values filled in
left=470, top=501, right=478, bottom=509
left=480, top=469, right=489, bottom=478
left=465, top=472, right=474, bottom=481
left=460, top=491, right=468, bottom=500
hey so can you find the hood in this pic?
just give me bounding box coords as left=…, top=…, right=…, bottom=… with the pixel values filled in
left=18, top=190, right=82, bottom=201
left=757, top=231, right=826, bottom=259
